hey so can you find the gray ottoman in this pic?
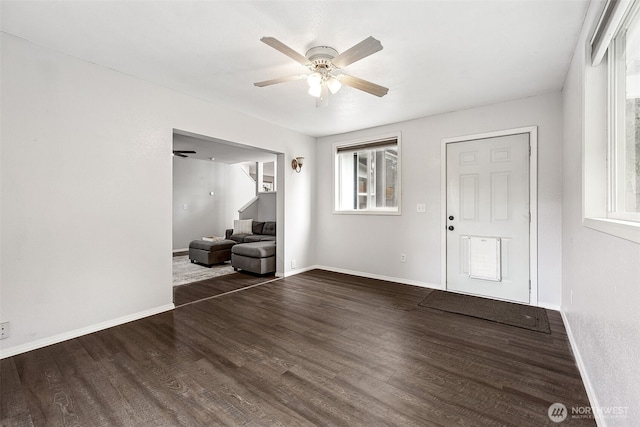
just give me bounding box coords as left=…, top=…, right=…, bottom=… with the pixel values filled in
left=231, top=241, right=276, bottom=275
left=188, top=239, right=236, bottom=266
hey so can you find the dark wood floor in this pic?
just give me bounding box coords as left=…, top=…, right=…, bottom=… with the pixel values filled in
left=173, top=271, right=276, bottom=307
left=2, top=269, right=594, bottom=426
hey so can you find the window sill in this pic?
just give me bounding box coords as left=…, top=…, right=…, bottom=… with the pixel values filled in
left=333, top=210, right=401, bottom=216
left=583, top=217, right=640, bottom=244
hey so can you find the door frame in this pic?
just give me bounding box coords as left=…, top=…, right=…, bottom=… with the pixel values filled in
left=440, top=126, right=539, bottom=305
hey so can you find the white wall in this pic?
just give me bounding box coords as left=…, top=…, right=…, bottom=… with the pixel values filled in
left=562, top=2, right=640, bottom=424
left=316, top=92, right=564, bottom=307
left=237, top=193, right=277, bottom=222
left=172, top=158, right=255, bottom=250
left=228, top=166, right=261, bottom=226
left=0, top=34, right=315, bottom=357
left=257, top=192, right=277, bottom=222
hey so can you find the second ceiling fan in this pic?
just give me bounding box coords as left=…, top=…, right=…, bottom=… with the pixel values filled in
left=254, top=36, right=388, bottom=107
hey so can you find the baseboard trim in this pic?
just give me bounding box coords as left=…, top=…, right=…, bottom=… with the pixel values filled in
left=315, top=265, right=443, bottom=290
left=0, top=303, right=175, bottom=359
left=560, top=309, right=604, bottom=426
left=283, top=265, right=319, bottom=278
left=538, top=301, right=561, bottom=311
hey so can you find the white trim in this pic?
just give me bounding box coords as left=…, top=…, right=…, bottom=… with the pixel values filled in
left=282, top=265, right=319, bottom=277
left=173, top=248, right=188, bottom=253
left=440, top=126, right=539, bottom=306
left=607, top=211, right=640, bottom=222
left=332, top=209, right=401, bottom=216
left=560, top=310, right=605, bottom=427
left=0, top=304, right=175, bottom=359
left=537, top=301, right=561, bottom=312
left=584, top=217, right=640, bottom=243
left=603, top=11, right=640, bottom=230
left=316, top=265, right=443, bottom=290
left=583, top=46, right=609, bottom=221
left=590, top=0, right=633, bottom=66
left=584, top=8, right=640, bottom=245
left=238, top=196, right=259, bottom=214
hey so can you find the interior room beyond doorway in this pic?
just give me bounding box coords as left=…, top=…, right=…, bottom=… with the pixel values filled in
left=172, top=130, right=281, bottom=303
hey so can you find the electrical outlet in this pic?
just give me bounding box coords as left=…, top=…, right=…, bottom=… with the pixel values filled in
left=416, top=203, right=426, bottom=213
left=291, top=259, right=297, bottom=269
left=0, top=322, right=10, bottom=339
left=400, top=253, right=407, bottom=263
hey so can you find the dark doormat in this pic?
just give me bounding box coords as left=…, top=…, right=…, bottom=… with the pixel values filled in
left=419, top=290, right=551, bottom=334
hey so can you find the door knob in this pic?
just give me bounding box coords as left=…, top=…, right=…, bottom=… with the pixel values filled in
left=448, top=225, right=454, bottom=231
left=448, top=215, right=454, bottom=221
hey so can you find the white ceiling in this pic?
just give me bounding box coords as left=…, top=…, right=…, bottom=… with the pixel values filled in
left=2, top=0, right=590, bottom=137
left=173, top=132, right=277, bottom=164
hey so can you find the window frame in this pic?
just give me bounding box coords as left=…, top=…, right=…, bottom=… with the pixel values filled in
left=608, top=8, right=640, bottom=222
left=333, top=133, right=402, bottom=215
left=583, top=0, right=640, bottom=243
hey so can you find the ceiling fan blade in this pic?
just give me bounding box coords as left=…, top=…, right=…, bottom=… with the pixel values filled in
left=254, top=75, right=307, bottom=87
left=173, top=150, right=195, bottom=158
left=339, top=74, right=389, bottom=97
left=260, top=37, right=311, bottom=67
left=332, top=36, right=383, bottom=68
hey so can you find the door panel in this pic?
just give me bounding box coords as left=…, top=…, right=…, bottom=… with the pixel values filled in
left=460, top=174, right=478, bottom=220
left=491, top=172, right=510, bottom=221
left=446, top=133, right=530, bottom=303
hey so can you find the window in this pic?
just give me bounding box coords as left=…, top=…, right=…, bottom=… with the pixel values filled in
left=610, top=5, right=640, bottom=222
left=583, top=0, right=640, bottom=243
left=334, top=135, right=400, bottom=214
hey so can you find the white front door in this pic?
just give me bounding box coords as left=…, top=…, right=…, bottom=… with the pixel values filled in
left=445, top=133, right=530, bottom=303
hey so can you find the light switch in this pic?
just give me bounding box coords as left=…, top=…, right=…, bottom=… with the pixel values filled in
left=183, top=204, right=188, bottom=210
left=417, top=203, right=426, bottom=213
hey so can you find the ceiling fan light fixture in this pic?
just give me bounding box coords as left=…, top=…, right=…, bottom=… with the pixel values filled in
left=327, top=76, right=342, bottom=94
left=316, top=84, right=330, bottom=107
left=307, top=72, right=322, bottom=87
left=255, top=36, right=389, bottom=104
left=321, top=83, right=329, bottom=99
left=308, top=83, right=322, bottom=98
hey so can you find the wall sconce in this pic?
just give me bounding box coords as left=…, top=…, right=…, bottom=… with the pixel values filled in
left=291, top=157, right=304, bottom=173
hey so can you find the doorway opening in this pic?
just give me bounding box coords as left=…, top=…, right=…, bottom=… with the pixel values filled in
left=171, top=129, right=284, bottom=304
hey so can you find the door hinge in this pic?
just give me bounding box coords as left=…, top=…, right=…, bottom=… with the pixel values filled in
left=529, top=280, right=531, bottom=291
left=529, top=146, right=531, bottom=156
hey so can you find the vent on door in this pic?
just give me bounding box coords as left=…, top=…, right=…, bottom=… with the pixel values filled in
left=468, top=236, right=501, bottom=282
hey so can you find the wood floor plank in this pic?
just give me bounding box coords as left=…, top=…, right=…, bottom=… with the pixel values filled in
left=0, top=358, right=35, bottom=427
left=2, top=269, right=596, bottom=426
left=173, top=271, right=275, bottom=307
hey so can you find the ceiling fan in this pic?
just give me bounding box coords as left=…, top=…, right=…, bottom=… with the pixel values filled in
left=254, top=36, right=389, bottom=107
left=173, top=150, right=196, bottom=158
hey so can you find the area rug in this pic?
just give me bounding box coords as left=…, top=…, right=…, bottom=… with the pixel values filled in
left=173, top=255, right=235, bottom=286
left=418, top=290, right=550, bottom=333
